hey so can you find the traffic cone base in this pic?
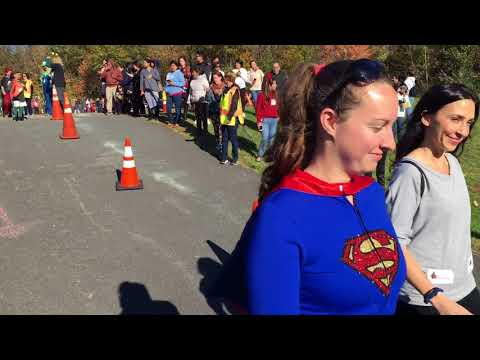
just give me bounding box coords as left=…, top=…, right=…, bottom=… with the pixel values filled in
left=116, top=179, right=143, bottom=191
left=59, top=133, right=80, bottom=140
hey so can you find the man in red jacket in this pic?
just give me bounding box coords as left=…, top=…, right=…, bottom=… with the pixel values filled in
left=100, top=59, right=123, bottom=115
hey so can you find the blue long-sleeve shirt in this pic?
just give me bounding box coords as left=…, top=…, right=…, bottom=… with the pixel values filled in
left=211, top=169, right=406, bottom=315
left=165, top=69, right=185, bottom=96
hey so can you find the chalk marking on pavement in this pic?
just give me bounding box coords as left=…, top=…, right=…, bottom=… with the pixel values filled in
left=104, top=141, right=124, bottom=155
left=63, top=176, right=112, bottom=233
left=0, top=207, right=41, bottom=239
left=150, top=171, right=194, bottom=195
left=128, top=231, right=196, bottom=286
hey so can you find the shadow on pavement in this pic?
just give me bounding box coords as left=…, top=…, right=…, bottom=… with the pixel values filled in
left=118, top=281, right=180, bottom=315
left=197, top=240, right=245, bottom=315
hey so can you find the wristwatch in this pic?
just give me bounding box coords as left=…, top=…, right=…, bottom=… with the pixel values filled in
left=423, top=287, right=444, bottom=304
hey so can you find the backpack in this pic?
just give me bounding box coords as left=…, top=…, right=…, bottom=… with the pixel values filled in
left=399, top=159, right=427, bottom=197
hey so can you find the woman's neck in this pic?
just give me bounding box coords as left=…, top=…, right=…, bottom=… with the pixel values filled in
left=419, top=137, right=446, bottom=159
left=305, top=147, right=352, bottom=183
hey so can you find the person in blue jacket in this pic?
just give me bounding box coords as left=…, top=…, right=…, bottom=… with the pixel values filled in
left=210, top=59, right=407, bottom=315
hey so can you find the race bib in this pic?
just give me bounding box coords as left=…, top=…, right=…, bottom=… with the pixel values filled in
left=426, top=269, right=454, bottom=285
left=468, top=255, right=474, bottom=273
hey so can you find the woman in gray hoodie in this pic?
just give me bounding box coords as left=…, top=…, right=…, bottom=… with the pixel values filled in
left=140, top=58, right=161, bottom=120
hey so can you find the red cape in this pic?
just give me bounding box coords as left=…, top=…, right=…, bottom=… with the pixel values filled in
left=251, top=169, right=374, bottom=212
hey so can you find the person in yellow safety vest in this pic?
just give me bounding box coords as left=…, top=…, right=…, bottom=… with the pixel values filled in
left=22, top=73, right=33, bottom=117
left=219, top=72, right=244, bottom=165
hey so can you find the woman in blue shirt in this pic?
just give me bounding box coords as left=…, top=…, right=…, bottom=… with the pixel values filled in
left=165, top=60, right=185, bottom=128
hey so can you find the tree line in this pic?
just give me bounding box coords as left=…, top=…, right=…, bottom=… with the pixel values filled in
left=1, top=45, right=480, bottom=102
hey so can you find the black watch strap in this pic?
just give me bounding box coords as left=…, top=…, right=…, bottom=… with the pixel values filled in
left=423, top=287, right=444, bottom=304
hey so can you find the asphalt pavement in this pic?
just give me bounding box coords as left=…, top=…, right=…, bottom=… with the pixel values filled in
left=0, top=113, right=259, bottom=314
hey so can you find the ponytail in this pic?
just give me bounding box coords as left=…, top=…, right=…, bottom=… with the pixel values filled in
left=259, top=64, right=317, bottom=201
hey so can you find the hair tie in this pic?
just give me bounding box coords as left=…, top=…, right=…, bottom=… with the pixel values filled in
left=313, top=63, right=326, bottom=76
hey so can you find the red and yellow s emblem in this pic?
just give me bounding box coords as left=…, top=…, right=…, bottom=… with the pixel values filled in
left=342, top=230, right=399, bottom=296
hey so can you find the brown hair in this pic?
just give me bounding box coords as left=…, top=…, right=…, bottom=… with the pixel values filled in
left=262, top=78, right=277, bottom=101
left=258, top=60, right=390, bottom=201
left=224, top=71, right=236, bottom=83
left=52, top=55, right=63, bottom=66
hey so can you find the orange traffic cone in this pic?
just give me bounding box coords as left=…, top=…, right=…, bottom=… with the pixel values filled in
left=116, top=137, right=144, bottom=191
left=59, top=93, right=80, bottom=140
left=162, top=91, right=167, bottom=113
left=51, top=86, right=64, bottom=121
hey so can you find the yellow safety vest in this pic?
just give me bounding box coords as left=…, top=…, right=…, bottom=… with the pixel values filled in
left=220, top=87, right=244, bottom=126
left=24, top=80, right=33, bottom=99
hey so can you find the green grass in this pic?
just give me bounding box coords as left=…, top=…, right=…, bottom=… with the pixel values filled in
left=461, top=124, right=480, bottom=252
left=153, top=106, right=480, bottom=248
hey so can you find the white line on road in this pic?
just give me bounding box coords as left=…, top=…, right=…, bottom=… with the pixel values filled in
left=63, top=176, right=112, bottom=233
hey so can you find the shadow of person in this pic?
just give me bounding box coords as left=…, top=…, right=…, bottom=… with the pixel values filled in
left=197, top=240, right=246, bottom=315
left=118, top=282, right=180, bottom=315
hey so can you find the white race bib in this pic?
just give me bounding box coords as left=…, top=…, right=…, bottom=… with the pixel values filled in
left=426, top=269, right=454, bottom=285
left=468, top=255, right=474, bottom=273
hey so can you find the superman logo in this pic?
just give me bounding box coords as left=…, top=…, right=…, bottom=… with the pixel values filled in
left=342, top=230, right=399, bottom=296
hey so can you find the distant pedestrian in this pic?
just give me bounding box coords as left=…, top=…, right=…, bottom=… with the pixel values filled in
left=10, top=72, right=26, bottom=121
left=1, top=67, right=13, bottom=117
left=189, top=67, right=210, bottom=147
left=219, top=72, right=244, bottom=166
left=51, top=53, right=66, bottom=111
left=248, top=60, right=264, bottom=106
left=165, top=60, right=185, bottom=128
left=255, top=79, right=279, bottom=162
left=179, top=56, right=191, bottom=121
left=22, top=73, right=33, bottom=116
left=207, top=71, right=226, bottom=156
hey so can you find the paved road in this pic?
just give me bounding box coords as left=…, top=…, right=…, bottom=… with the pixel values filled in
left=0, top=114, right=259, bottom=314
left=0, top=114, right=479, bottom=314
